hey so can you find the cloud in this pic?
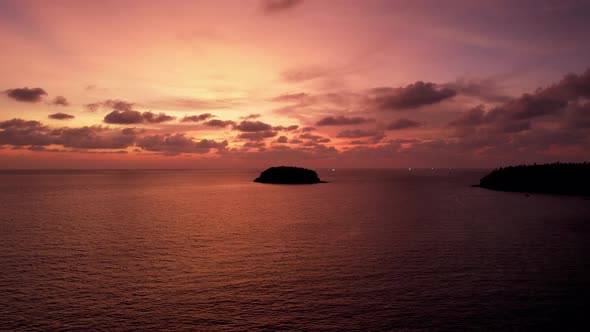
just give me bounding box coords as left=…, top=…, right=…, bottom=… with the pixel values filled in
left=262, top=0, right=303, bottom=14
left=339, top=141, right=402, bottom=159
left=502, top=94, right=567, bottom=120
left=51, top=96, right=69, bottom=106
left=3, top=87, right=47, bottom=102
left=348, top=133, right=386, bottom=145
left=85, top=99, right=134, bottom=112
left=547, top=69, right=590, bottom=100
left=103, top=110, right=175, bottom=124
left=273, top=125, right=299, bottom=131
left=106, top=100, right=134, bottom=111
left=181, top=113, right=214, bottom=122
left=485, top=69, right=590, bottom=122
left=449, top=105, right=487, bottom=127
left=387, top=118, right=422, bottom=130
left=271, top=93, right=307, bottom=102
left=449, top=70, right=590, bottom=133
left=27, top=145, right=66, bottom=153
left=436, top=69, right=590, bottom=162
left=243, top=141, right=266, bottom=149
left=48, top=113, right=75, bottom=120
left=272, top=91, right=367, bottom=123
left=444, top=78, right=512, bottom=103
left=204, top=119, right=236, bottom=128
left=281, top=66, right=329, bottom=83
left=298, top=132, right=330, bottom=143
left=54, top=126, right=137, bottom=149
left=494, top=121, right=531, bottom=133
left=240, top=114, right=261, bottom=120
left=316, top=116, right=374, bottom=126
left=336, top=129, right=380, bottom=138
left=141, top=112, right=176, bottom=123
left=0, top=118, right=137, bottom=149
left=0, top=119, right=43, bottom=129
left=0, top=119, right=53, bottom=146
left=84, top=102, right=102, bottom=112
left=3, top=68, right=590, bottom=164
left=237, top=130, right=277, bottom=141
left=146, top=98, right=239, bottom=110
left=234, top=120, right=273, bottom=132
left=371, top=82, right=456, bottom=110
left=137, top=133, right=228, bottom=155
left=220, top=142, right=338, bottom=162
left=565, top=102, right=590, bottom=129
left=103, top=110, right=143, bottom=124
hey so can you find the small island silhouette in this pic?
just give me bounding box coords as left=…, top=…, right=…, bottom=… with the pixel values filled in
left=254, top=166, right=326, bottom=184
left=477, top=162, right=590, bottom=196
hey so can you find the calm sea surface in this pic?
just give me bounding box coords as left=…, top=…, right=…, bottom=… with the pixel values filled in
left=0, top=169, right=589, bottom=331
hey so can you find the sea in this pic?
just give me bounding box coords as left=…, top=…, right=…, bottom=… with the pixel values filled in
left=0, top=169, right=589, bottom=331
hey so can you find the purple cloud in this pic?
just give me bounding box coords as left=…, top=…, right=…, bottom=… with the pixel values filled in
left=387, top=118, right=422, bottom=130
left=4, top=87, right=47, bottom=102
left=316, top=116, right=374, bottom=126
left=48, top=113, right=75, bottom=120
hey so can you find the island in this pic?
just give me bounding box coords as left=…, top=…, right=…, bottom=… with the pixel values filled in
left=253, top=166, right=326, bottom=184
left=477, top=162, right=590, bottom=196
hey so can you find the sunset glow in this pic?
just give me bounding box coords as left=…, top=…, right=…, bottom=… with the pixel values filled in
left=1, top=0, right=589, bottom=168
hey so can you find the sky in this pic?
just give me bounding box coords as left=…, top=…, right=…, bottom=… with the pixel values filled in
left=1, top=0, right=589, bottom=169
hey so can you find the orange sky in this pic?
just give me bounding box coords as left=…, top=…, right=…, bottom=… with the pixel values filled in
left=1, top=0, right=590, bottom=168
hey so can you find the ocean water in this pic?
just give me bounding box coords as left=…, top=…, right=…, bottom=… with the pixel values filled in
left=0, top=169, right=589, bottom=331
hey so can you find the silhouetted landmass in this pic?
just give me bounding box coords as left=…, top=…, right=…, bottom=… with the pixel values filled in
left=478, top=162, right=590, bottom=195
left=254, top=166, right=325, bottom=184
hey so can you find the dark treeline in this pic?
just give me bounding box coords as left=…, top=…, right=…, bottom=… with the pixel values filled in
left=479, top=162, right=590, bottom=196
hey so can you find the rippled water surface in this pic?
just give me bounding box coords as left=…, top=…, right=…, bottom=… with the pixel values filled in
left=1, top=169, right=589, bottom=331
